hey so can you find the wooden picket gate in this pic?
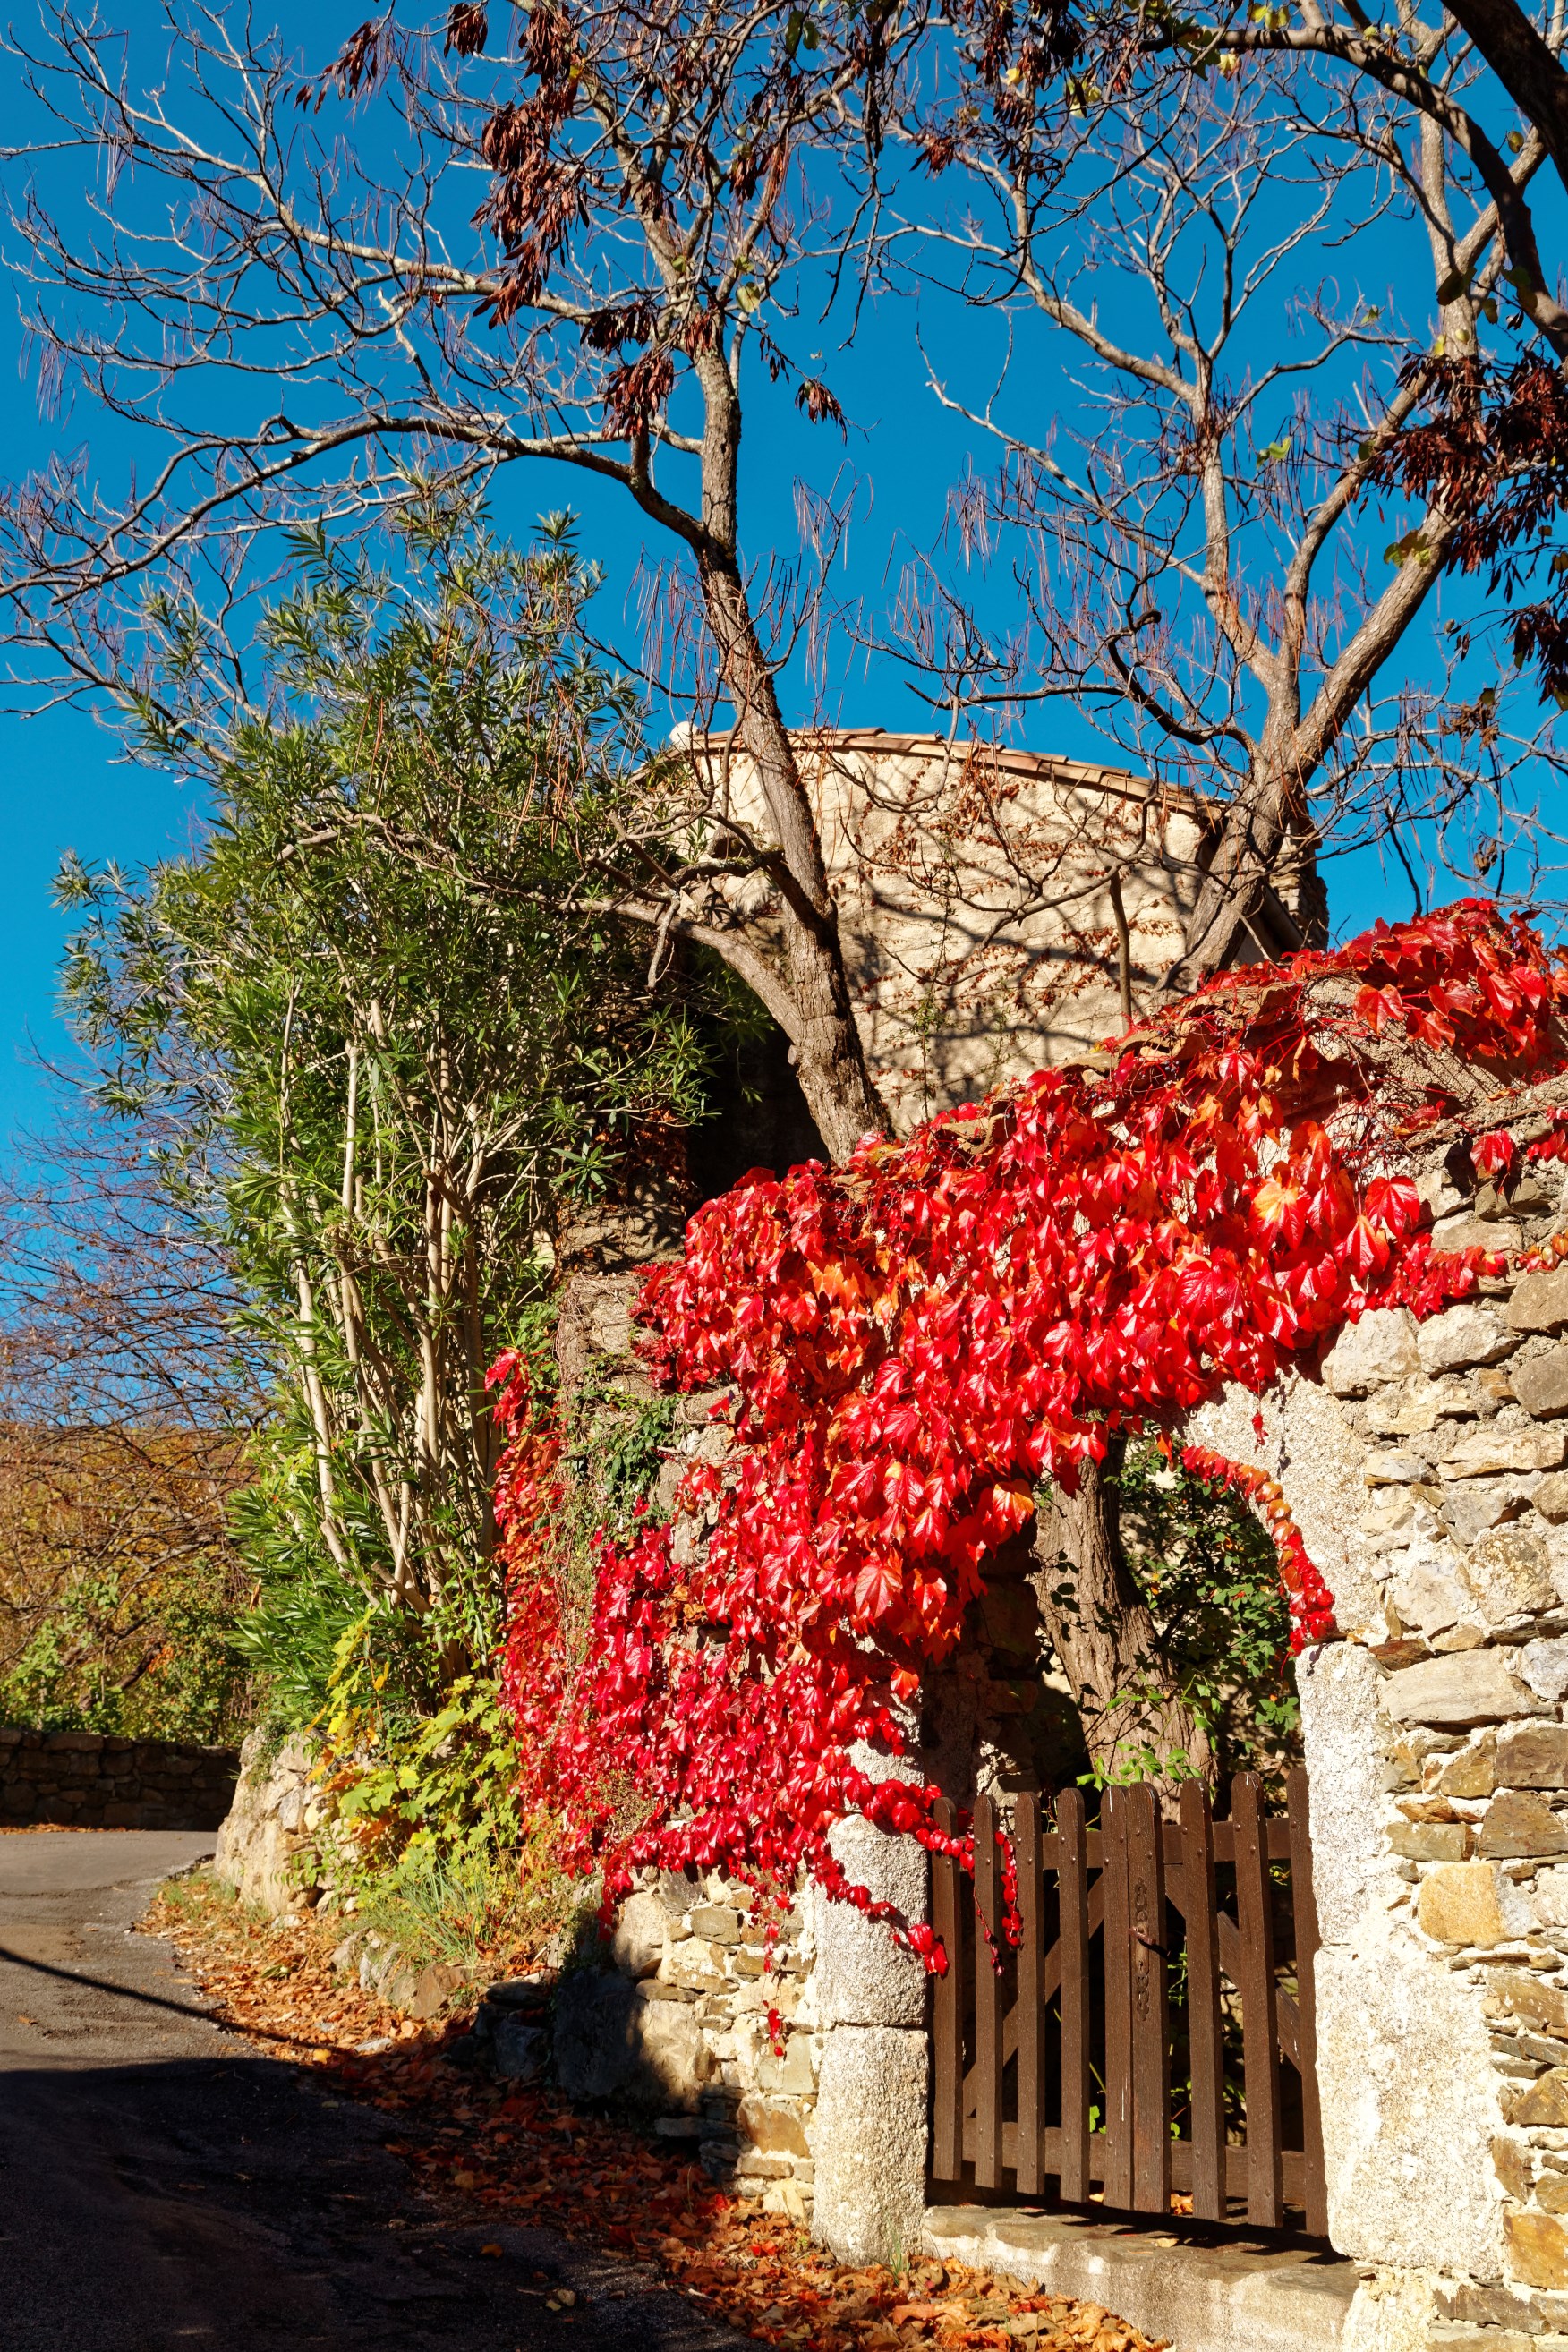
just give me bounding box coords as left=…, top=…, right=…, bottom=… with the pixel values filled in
left=929, top=1770, right=1327, bottom=2237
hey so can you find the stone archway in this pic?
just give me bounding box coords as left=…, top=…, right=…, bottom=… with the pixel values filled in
left=814, top=1143, right=1568, bottom=2351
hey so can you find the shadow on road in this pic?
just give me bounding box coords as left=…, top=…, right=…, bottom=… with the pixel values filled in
left=0, top=2049, right=746, bottom=2352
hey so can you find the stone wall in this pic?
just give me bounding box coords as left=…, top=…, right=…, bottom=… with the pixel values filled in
left=213, top=1731, right=326, bottom=1911
left=1184, top=1157, right=1568, bottom=2349
left=683, top=729, right=1321, bottom=1134
left=0, top=1725, right=239, bottom=1828
left=211, top=1720, right=828, bottom=2224
left=552, top=1874, right=822, bottom=2226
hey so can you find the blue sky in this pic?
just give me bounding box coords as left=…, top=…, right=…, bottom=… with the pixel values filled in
left=0, top=3, right=1553, bottom=1153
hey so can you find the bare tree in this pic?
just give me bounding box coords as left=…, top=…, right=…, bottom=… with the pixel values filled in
left=1174, top=0, right=1568, bottom=729
left=0, top=0, right=976, bottom=1159
left=889, top=44, right=1563, bottom=978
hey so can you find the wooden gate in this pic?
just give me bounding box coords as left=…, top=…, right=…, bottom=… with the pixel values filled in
left=929, top=1770, right=1326, bottom=2236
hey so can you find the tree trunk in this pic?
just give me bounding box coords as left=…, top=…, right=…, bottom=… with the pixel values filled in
left=1029, top=1448, right=1213, bottom=1799
left=677, top=360, right=892, bottom=1166
left=1161, top=771, right=1293, bottom=996
left=691, top=559, right=891, bottom=1163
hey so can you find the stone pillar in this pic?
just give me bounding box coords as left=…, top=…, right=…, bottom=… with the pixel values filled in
left=808, top=1744, right=932, bottom=2267
left=1184, top=1182, right=1568, bottom=2352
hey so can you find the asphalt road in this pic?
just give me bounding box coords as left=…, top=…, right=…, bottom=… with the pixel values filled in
left=0, top=1831, right=745, bottom=2352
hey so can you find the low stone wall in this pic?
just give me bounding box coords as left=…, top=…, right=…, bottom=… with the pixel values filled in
left=0, top=1726, right=239, bottom=1829
left=212, top=1726, right=823, bottom=2222
left=550, top=1874, right=820, bottom=2225
left=213, top=1731, right=325, bottom=1913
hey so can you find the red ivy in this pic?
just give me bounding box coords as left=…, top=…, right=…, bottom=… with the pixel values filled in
left=492, top=901, right=1568, bottom=1958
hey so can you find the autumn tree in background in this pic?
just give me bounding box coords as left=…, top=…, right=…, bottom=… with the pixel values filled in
left=0, top=1100, right=260, bottom=1735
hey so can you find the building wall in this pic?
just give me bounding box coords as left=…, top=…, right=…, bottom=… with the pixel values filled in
left=684, top=729, right=1317, bottom=1132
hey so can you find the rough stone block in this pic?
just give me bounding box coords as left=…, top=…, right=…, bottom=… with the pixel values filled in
left=1391, top=1541, right=1475, bottom=1638
left=1440, top=2285, right=1556, bottom=2328
left=1446, top=1481, right=1530, bottom=1544
left=1317, top=1910, right=1508, bottom=2277
left=610, top=1891, right=671, bottom=1978
left=1466, top=1527, right=1558, bottom=1620
left=1435, top=1733, right=1498, bottom=1797
left=1323, top=1308, right=1421, bottom=1396
left=379, top=1960, right=421, bottom=2011
left=1383, top=1649, right=1543, bottom=1727
left=1512, top=1272, right=1568, bottom=1336
left=1436, top=1215, right=1524, bottom=1257
left=1419, top=1303, right=1518, bottom=1375
left=737, top=2095, right=810, bottom=2156
left=1521, top=1640, right=1568, bottom=1703
left=1368, top=1448, right=1432, bottom=1486
left=686, top=1905, right=740, bottom=1945
left=1419, top=1862, right=1509, bottom=1947
left=1516, top=1351, right=1568, bottom=1418
left=1479, top=1792, right=1568, bottom=1858
left=1443, top=1425, right=1568, bottom=1479
left=1487, top=1969, right=1568, bottom=2040
left=490, top=2017, right=548, bottom=2084
left=1363, top=1487, right=1421, bottom=1544
left=632, top=1997, right=712, bottom=2110
left=1426, top=2329, right=1532, bottom=2352
left=757, top=2032, right=817, bottom=2096
left=1538, top=1477, right=1568, bottom=1525
left=1509, top=2209, right=1568, bottom=2289
left=1493, top=2134, right=1535, bottom=2201
left=554, top=1967, right=710, bottom=2110
left=1298, top=1643, right=1396, bottom=1944
left=664, top=1939, right=728, bottom=1994
left=1511, top=2068, right=1568, bottom=2126
left=409, top=1962, right=465, bottom=2021
left=810, top=2026, right=926, bottom=2267
left=1391, top=1820, right=1472, bottom=1861
left=1499, top=1723, right=1568, bottom=1789
left=811, top=1812, right=928, bottom=2030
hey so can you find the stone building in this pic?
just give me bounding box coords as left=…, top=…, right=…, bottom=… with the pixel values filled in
left=680, top=728, right=1325, bottom=1134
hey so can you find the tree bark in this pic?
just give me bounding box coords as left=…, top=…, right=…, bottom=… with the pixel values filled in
left=677, top=357, right=893, bottom=1166
left=1029, top=1448, right=1213, bottom=1799
left=1162, top=771, right=1293, bottom=993
left=1439, top=0, right=1568, bottom=198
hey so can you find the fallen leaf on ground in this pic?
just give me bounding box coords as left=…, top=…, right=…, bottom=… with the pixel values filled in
left=145, top=1879, right=1170, bottom=2352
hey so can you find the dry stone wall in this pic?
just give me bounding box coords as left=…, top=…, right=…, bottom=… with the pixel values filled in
left=546, top=1267, right=932, bottom=2261
left=1185, top=1159, right=1568, bottom=2351
left=548, top=1873, right=821, bottom=2225
left=214, top=1732, right=328, bottom=1911
left=0, top=1726, right=239, bottom=1828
